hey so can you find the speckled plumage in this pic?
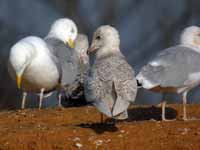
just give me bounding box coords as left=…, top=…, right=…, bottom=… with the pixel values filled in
left=85, top=25, right=137, bottom=119
left=85, top=54, right=137, bottom=118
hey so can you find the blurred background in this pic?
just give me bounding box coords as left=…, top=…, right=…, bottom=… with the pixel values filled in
left=0, top=0, right=200, bottom=109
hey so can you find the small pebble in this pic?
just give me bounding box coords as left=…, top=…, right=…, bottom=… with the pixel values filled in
left=94, top=140, right=103, bottom=146
left=75, top=143, right=83, bottom=148
left=73, top=137, right=80, bottom=141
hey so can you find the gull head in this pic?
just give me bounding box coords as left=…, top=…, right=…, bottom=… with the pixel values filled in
left=87, top=25, right=120, bottom=58
left=47, top=18, right=78, bottom=48
left=180, top=26, right=200, bottom=49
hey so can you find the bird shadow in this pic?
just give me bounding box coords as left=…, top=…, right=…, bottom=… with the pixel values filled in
left=76, top=121, right=118, bottom=134
left=127, top=106, right=177, bottom=121
left=61, top=96, right=89, bottom=108
left=76, top=106, right=177, bottom=134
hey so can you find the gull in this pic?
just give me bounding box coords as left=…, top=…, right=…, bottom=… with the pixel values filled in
left=8, top=18, right=79, bottom=109
left=85, top=25, right=137, bottom=123
left=137, top=26, right=200, bottom=121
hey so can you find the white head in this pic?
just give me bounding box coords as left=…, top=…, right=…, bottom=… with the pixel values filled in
left=47, top=18, right=78, bottom=48
left=87, top=25, right=120, bottom=59
left=74, top=34, right=89, bottom=64
left=180, top=26, right=200, bottom=49
left=9, top=36, right=47, bottom=88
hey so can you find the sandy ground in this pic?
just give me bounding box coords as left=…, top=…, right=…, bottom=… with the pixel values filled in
left=0, top=104, right=199, bottom=150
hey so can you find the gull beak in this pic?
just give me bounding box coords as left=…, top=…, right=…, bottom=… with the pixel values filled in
left=67, top=38, right=75, bottom=48
left=87, top=46, right=98, bottom=55
left=16, top=75, right=22, bottom=89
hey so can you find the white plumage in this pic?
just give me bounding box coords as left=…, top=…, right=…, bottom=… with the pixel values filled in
left=8, top=18, right=79, bottom=109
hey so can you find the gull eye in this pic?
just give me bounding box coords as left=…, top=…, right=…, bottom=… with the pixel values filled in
left=96, top=35, right=101, bottom=40
left=71, top=28, right=75, bottom=34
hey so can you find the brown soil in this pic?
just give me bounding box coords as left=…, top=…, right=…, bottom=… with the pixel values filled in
left=0, top=104, right=199, bottom=150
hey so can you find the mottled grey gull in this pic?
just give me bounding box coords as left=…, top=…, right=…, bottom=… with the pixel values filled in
left=137, top=26, right=200, bottom=121
left=8, top=18, right=79, bottom=109
left=85, top=25, right=137, bottom=122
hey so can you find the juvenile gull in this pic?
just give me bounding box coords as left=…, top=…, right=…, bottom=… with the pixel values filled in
left=137, top=26, right=200, bottom=121
left=85, top=25, right=137, bottom=122
left=8, top=18, right=79, bottom=109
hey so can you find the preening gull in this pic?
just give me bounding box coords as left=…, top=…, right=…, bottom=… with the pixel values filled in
left=85, top=25, right=137, bottom=122
left=8, top=18, right=79, bottom=109
left=137, top=26, right=200, bottom=121
left=62, top=34, right=89, bottom=101
left=45, top=18, right=80, bottom=105
left=8, top=36, right=61, bottom=109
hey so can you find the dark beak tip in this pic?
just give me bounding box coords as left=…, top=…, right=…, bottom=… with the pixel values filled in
left=87, top=47, right=93, bottom=55
left=137, top=79, right=142, bottom=87
left=87, top=46, right=98, bottom=55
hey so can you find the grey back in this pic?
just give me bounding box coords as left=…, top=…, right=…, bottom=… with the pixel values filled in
left=141, top=46, right=200, bottom=88
left=45, top=38, right=80, bottom=86
left=85, top=53, right=137, bottom=117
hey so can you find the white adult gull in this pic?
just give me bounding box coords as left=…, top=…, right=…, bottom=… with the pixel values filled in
left=137, top=26, right=200, bottom=121
left=8, top=18, right=79, bottom=109
left=8, top=36, right=61, bottom=109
